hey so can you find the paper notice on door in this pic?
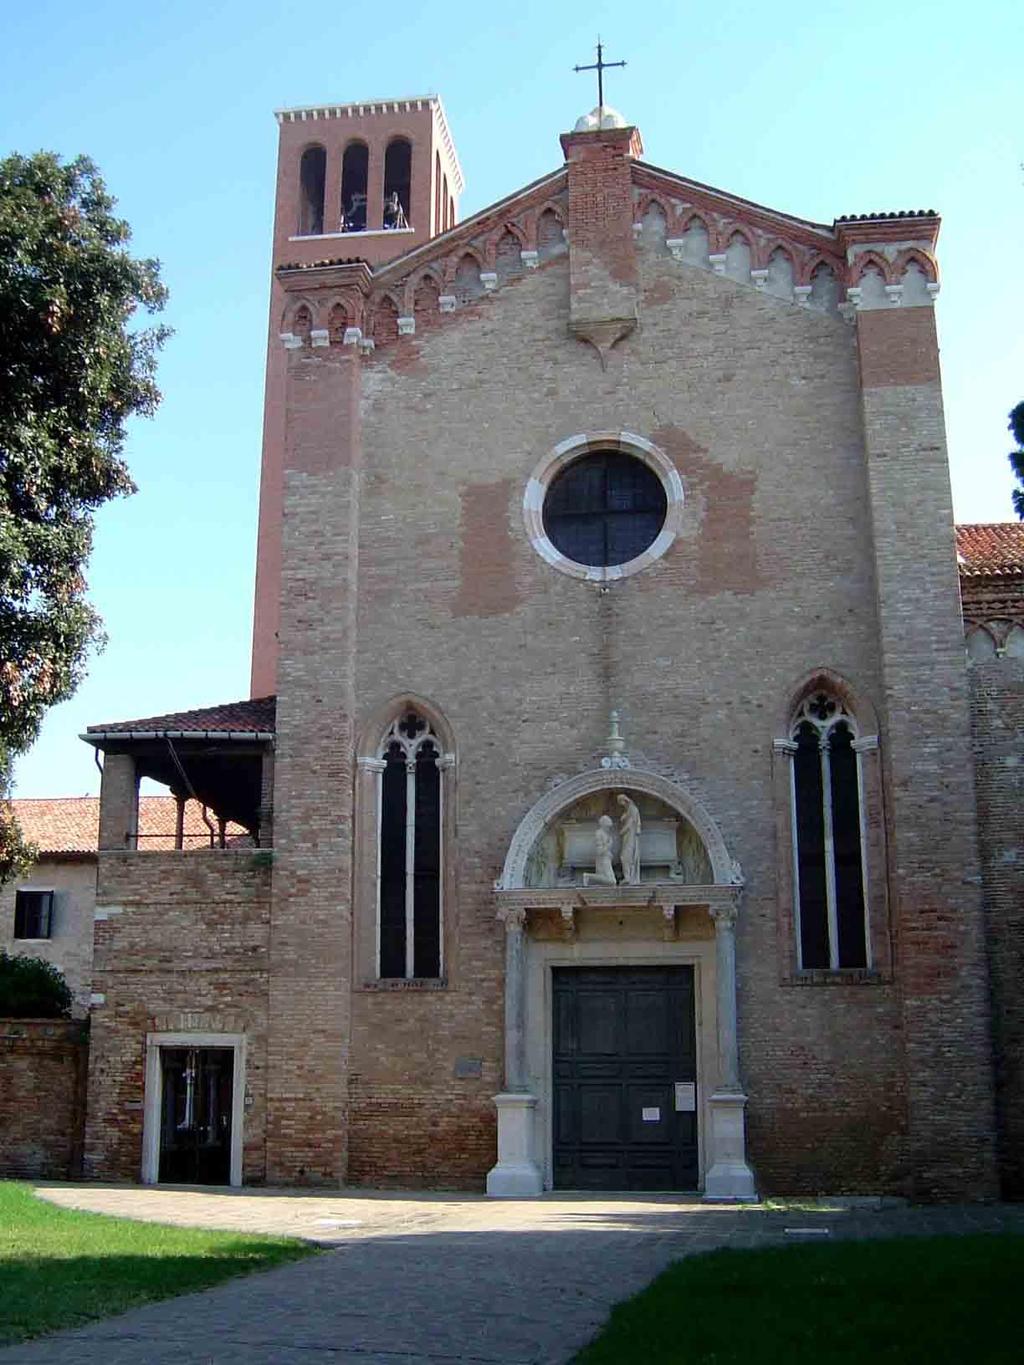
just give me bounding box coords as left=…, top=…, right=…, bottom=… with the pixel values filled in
left=641, top=1106, right=661, bottom=1122
left=674, top=1082, right=696, bottom=1112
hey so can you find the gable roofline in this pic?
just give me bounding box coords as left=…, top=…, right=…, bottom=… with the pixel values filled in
left=634, top=160, right=837, bottom=244
left=370, top=166, right=566, bottom=286
left=274, top=94, right=465, bottom=194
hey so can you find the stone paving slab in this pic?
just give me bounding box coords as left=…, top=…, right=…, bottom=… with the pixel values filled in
left=2, top=1186, right=1022, bottom=1364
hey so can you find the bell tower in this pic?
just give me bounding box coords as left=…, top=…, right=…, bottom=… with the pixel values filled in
left=251, top=95, right=464, bottom=696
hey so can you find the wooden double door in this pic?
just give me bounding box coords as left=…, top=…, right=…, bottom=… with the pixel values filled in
left=553, top=966, right=698, bottom=1191
left=158, top=1046, right=234, bottom=1185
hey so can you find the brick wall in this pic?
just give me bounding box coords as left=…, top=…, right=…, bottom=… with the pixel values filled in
left=856, top=305, right=998, bottom=1199
left=336, top=236, right=919, bottom=1194
left=969, top=657, right=1024, bottom=1196
left=0, top=1019, right=88, bottom=1179
left=83, top=852, right=270, bottom=1183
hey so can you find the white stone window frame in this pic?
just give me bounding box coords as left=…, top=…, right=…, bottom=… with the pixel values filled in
left=141, top=1031, right=246, bottom=1187
left=354, top=703, right=456, bottom=988
left=784, top=697, right=875, bottom=972
left=523, top=432, right=685, bottom=582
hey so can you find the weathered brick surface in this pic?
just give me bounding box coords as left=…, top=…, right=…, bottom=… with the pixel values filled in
left=969, top=657, right=1024, bottom=1197
left=0, top=1019, right=88, bottom=1179
left=857, top=313, right=998, bottom=1199
left=82, top=121, right=1011, bottom=1201
left=83, top=852, right=270, bottom=1183
left=340, top=237, right=916, bottom=1194
left=264, top=341, right=361, bottom=1184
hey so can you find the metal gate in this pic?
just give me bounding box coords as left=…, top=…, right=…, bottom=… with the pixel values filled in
left=158, top=1046, right=234, bottom=1185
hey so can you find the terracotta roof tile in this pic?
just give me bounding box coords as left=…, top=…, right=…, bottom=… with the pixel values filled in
left=955, top=523, right=1024, bottom=577
left=86, top=696, right=276, bottom=736
left=9, top=797, right=249, bottom=854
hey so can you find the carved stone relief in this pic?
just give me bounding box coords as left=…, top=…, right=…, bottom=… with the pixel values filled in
left=523, top=790, right=713, bottom=888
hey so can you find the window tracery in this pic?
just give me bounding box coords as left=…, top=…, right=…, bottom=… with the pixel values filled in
left=377, top=711, right=442, bottom=979
left=790, top=693, right=869, bottom=971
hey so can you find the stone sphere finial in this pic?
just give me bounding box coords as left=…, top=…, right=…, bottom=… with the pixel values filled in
left=573, top=105, right=628, bottom=133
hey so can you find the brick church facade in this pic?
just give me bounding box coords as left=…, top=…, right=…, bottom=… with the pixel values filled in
left=76, top=95, right=1023, bottom=1199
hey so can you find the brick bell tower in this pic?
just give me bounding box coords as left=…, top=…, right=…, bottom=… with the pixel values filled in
left=250, top=96, right=464, bottom=697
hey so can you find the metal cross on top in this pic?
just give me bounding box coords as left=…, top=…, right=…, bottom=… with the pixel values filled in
left=573, top=38, right=626, bottom=112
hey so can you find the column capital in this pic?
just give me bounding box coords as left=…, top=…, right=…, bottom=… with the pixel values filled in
left=498, top=906, right=527, bottom=932
left=356, top=756, right=387, bottom=773
left=710, top=900, right=739, bottom=930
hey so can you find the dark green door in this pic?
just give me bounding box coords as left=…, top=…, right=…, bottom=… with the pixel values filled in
left=158, top=1047, right=234, bottom=1185
left=553, top=966, right=698, bottom=1190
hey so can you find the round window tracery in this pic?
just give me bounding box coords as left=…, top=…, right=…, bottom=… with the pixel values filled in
left=542, top=451, right=667, bottom=568
left=523, top=433, right=684, bottom=582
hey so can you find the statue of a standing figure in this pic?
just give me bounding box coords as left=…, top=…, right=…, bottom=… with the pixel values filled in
left=617, top=794, right=642, bottom=885
left=583, top=815, right=618, bottom=886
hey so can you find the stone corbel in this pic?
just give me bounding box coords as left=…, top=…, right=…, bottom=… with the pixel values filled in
left=751, top=269, right=769, bottom=291
left=397, top=316, right=416, bottom=336
left=793, top=285, right=812, bottom=308
left=660, top=904, right=678, bottom=942
left=884, top=284, right=903, bottom=307
left=439, top=294, right=457, bottom=313
left=631, top=221, right=643, bottom=239
left=845, top=286, right=863, bottom=310
left=279, top=332, right=302, bottom=350
left=559, top=903, right=577, bottom=941
left=665, top=238, right=686, bottom=261
left=342, top=326, right=363, bottom=346
left=570, top=316, right=637, bottom=371
left=709, top=253, right=727, bottom=276
left=359, top=337, right=376, bottom=355
left=310, top=328, right=330, bottom=347
left=521, top=249, right=539, bottom=270
left=480, top=272, right=498, bottom=292
left=926, top=281, right=940, bottom=305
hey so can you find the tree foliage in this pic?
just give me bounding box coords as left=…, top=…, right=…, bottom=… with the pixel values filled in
left=0, top=152, right=168, bottom=880
left=1010, top=401, right=1024, bottom=520
left=0, top=950, right=72, bottom=1018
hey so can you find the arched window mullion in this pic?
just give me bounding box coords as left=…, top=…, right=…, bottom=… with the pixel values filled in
left=818, top=730, right=840, bottom=971
left=851, top=735, right=877, bottom=969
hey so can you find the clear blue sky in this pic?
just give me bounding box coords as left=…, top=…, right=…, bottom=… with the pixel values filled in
left=4, top=0, right=1022, bottom=797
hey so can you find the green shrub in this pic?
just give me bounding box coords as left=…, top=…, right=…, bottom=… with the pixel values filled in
left=0, top=952, right=72, bottom=1018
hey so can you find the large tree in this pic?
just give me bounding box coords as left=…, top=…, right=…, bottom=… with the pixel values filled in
left=1010, top=401, right=1024, bottom=519
left=0, top=152, right=169, bottom=879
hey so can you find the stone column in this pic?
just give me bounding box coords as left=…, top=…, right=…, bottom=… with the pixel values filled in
left=487, top=906, right=543, bottom=1197
left=504, top=907, right=528, bottom=1091
left=705, top=896, right=757, bottom=1200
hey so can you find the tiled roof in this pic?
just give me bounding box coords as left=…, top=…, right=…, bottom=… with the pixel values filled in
left=278, top=257, right=368, bottom=271
left=86, top=696, right=276, bottom=736
left=955, top=524, right=1024, bottom=577
left=835, top=210, right=936, bottom=222
left=9, top=797, right=250, bottom=854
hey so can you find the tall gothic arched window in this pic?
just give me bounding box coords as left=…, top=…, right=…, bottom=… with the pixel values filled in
left=790, top=693, right=868, bottom=970
left=378, top=711, right=442, bottom=978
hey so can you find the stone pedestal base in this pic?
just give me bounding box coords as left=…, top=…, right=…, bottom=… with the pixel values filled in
left=486, top=1092, right=543, bottom=1197
left=704, top=1090, right=757, bottom=1201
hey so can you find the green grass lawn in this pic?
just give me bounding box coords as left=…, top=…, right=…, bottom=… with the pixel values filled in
left=574, top=1232, right=1024, bottom=1364
left=0, top=1181, right=316, bottom=1346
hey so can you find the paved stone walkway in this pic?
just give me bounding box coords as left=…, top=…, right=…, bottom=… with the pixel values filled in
left=3, top=1185, right=1023, bottom=1364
